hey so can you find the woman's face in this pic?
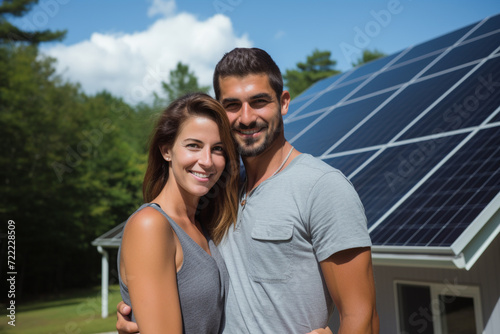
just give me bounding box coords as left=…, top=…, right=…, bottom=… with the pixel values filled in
left=164, top=115, right=226, bottom=199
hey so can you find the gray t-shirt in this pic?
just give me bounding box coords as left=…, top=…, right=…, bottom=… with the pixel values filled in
left=218, top=154, right=372, bottom=333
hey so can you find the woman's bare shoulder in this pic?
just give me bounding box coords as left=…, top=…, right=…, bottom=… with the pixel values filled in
left=123, top=206, right=175, bottom=243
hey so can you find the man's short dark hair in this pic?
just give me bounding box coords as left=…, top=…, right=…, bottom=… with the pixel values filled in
left=213, top=48, right=283, bottom=101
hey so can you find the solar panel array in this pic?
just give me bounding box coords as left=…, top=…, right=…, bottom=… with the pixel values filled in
left=284, top=14, right=500, bottom=248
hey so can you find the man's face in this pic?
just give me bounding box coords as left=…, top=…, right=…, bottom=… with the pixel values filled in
left=218, top=74, right=288, bottom=157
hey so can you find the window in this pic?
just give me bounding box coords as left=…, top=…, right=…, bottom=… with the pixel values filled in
left=395, top=280, right=483, bottom=334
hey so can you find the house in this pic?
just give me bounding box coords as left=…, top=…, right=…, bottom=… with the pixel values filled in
left=93, top=13, right=500, bottom=333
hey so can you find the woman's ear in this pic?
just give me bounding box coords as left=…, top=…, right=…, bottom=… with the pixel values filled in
left=160, top=144, right=171, bottom=162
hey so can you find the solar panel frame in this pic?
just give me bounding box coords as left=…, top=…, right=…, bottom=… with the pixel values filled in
left=322, top=150, right=378, bottom=177
left=489, top=113, right=500, bottom=123
left=292, top=72, right=345, bottom=99
left=292, top=80, right=366, bottom=117
left=289, top=91, right=394, bottom=156
left=344, top=51, right=403, bottom=82
left=326, top=66, right=473, bottom=154
left=367, top=105, right=500, bottom=240
left=370, top=124, right=500, bottom=247
left=315, top=22, right=494, bottom=158
left=351, top=133, right=469, bottom=228
left=424, top=31, right=500, bottom=76
left=348, top=45, right=500, bottom=179
left=398, top=57, right=500, bottom=141
left=391, top=23, right=479, bottom=66
left=464, top=14, right=500, bottom=41
left=285, top=14, right=500, bottom=251
left=349, top=54, right=440, bottom=100
left=285, top=70, right=355, bottom=122
left=289, top=47, right=410, bottom=146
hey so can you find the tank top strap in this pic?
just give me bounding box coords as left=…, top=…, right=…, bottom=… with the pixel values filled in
left=148, top=203, right=189, bottom=240
left=146, top=203, right=209, bottom=261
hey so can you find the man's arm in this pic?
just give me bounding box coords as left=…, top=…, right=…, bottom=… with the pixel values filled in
left=320, top=247, right=379, bottom=334
left=116, top=301, right=139, bottom=334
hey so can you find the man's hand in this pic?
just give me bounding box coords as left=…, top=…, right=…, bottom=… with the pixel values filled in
left=116, top=301, right=140, bottom=334
left=307, top=326, right=333, bottom=334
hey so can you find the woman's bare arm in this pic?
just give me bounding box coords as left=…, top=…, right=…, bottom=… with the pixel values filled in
left=120, top=207, right=182, bottom=334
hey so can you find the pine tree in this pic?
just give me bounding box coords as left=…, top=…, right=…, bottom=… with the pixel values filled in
left=284, top=49, right=340, bottom=99
left=0, top=0, right=66, bottom=44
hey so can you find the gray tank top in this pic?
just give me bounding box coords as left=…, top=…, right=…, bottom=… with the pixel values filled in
left=118, top=203, right=229, bottom=333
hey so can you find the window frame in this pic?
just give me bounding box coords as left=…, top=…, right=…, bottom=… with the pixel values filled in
left=394, top=279, right=484, bottom=334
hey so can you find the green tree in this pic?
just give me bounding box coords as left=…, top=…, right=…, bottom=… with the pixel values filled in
left=284, top=49, right=340, bottom=99
left=0, top=1, right=163, bottom=298
left=154, top=62, right=210, bottom=107
left=351, top=49, right=387, bottom=67
left=0, top=0, right=66, bottom=44
left=0, top=44, right=145, bottom=296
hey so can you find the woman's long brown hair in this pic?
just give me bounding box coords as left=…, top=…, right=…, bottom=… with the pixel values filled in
left=143, top=92, right=239, bottom=244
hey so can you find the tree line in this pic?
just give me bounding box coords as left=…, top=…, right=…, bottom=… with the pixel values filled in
left=0, top=0, right=384, bottom=299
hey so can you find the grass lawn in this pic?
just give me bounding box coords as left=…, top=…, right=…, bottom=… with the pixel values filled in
left=0, top=285, right=121, bottom=334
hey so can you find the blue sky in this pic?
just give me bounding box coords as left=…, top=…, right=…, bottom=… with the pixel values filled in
left=12, top=0, right=500, bottom=104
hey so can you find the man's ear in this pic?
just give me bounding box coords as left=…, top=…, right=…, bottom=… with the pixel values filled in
left=280, top=90, right=291, bottom=116
left=160, top=144, right=171, bottom=162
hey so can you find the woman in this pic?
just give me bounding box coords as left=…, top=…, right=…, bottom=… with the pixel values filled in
left=118, top=93, right=239, bottom=334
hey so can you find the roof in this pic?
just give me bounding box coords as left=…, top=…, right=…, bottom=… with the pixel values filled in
left=91, top=221, right=125, bottom=248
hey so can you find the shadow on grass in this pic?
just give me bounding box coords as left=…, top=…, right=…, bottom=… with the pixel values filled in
left=0, top=285, right=121, bottom=334
left=16, top=287, right=105, bottom=312
left=18, top=300, right=84, bottom=312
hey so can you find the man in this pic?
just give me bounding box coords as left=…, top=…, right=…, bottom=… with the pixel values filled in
left=117, top=48, right=379, bottom=334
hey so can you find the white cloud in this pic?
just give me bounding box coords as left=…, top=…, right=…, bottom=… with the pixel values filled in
left=42, top=11, right=251, bottom=104
left=274, top=30, right=286, bottom=39
left=148, top=0, right=176, bottom=18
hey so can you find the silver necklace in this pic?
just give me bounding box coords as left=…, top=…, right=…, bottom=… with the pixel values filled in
left=240, top=146, right=294, bottom=206
left=271, top=146, right=294, bottom=176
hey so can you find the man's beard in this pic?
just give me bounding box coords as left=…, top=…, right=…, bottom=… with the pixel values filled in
left=236, top=117, right=283, bottom=157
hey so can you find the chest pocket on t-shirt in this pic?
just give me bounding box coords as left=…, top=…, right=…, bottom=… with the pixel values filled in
left=248, top=221, right=294, bottom=283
